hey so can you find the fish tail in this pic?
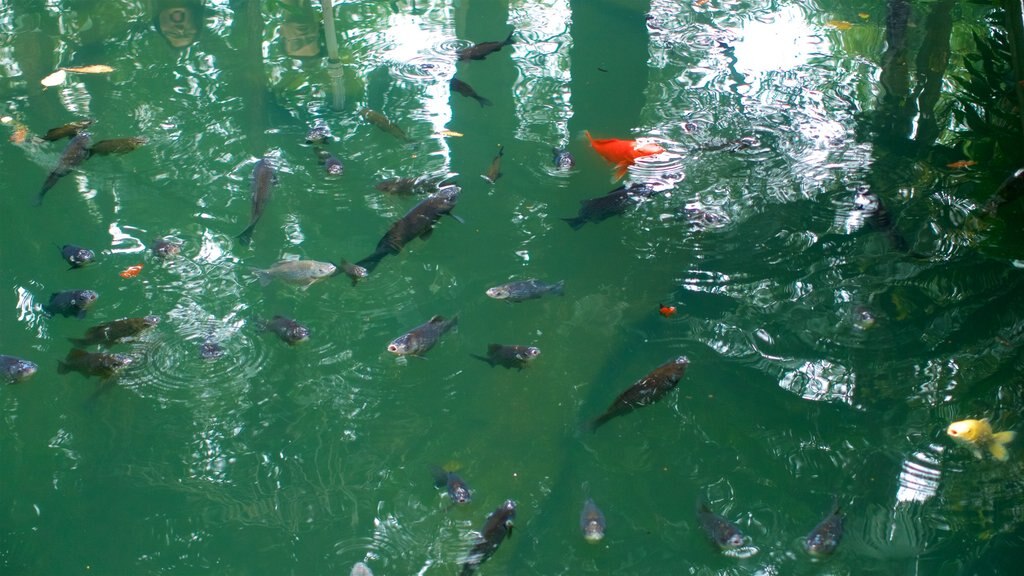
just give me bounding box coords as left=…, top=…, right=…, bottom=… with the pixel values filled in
left=990, top=431, right=1016, bottom=461
left=252, top=269, right=272, bottom=287
left=503, top=28, right=515, bottom=45
left=57, top=361, right=69, bottom=375
left=236, top=224, right=255, bottom=246
left=588, top=413, right=612, bottom=433
left=553, top=280, right=565, bottom=296
left=584, top=130, right=594, bottom=145
left=355, top=250, right=387, bottom=274
left=561, top=217, right=585, bottom=230
left=476, top=96, right=492, bottom=107
left=470, top=353, right=495, bottom=367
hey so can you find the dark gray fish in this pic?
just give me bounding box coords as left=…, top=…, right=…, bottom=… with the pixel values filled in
left=460, top=500, right=516, bottom=576
left=387, top=315, right=458, bottom=356
left=152, top=237, right=182, bottom=259
left=237, top=158, right=277, bottom=246
left=803, top=499, right=843, bottom=557
left=1, top=355, right=38, bottom=383
left=263, top=315, right=309, bottom=345
left=69, top=315, right=160, bottom=347
left=562, top=183, right=657, bottom=230
left=471, top=344, right=540, bottom=370
left=199, top=339, right=225, bottom=360
left=697, top=499, right=746, bottom=550
left=431, top=466, right=472, bottom=504
left=316, top=147, right=343, bottom=175
left=356, top=185, right=461, bottom=273
left=43, top=289, right=98, bottom=319
left=853, top=188, right=910, bottom=252
left=42, top=119, right=93, bottom=141
left=450, top=77, right=492, bottom=106
left=485, top=278, right=564, bottom=302
left=580, top=498, right=606, bottom=542
left=37, top=131, right=92, bottom=204
left=61, top=244, right=95, bottom=268
left=375, top=176, right=430, bottom=195
left=590, top=356, right=688, bottom=431
left=305, top=120, right=332, bottom=144
left=552, top=147, right=575, bottom=169
left=482, top=144, right=503, bottom=183
left=337, top=260, right=368, bottom=286
left=57, top=348, right=132, bottom=379
left=457, top=28, right=515, bottom=61
left=89, top=137, right=146, bottom=155
left=360, top=108, right=413, bottom=142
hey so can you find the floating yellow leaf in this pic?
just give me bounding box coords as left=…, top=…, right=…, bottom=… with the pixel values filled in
left=946, top=160, right=977, bottom=169
left=439, top=130, right=463, bottom=137
left=826, top=20, right=854, bottom=30
left=61, top=64, right=115, bottom=74
left=40, top=69, right=67, bottom=87
left=858, top=12, right=870, bottom=20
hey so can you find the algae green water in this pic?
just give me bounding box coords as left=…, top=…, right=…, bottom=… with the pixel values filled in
left=3, top=1, right=1024, bottom=574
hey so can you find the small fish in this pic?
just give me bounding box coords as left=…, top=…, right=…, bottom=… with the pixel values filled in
left=61, top=244, right=95, bottom=268
left=946, top=159, right=977, bottom=169
left=1, top=355, right=38, bottom=384
left=947, top=418, right=1016, bottom=461
left=262, top=315, right=310, bottom=345
left=37, top=131, right=92, bottom=204
left=43, top=289, right=98, bottom=319
left=659, top=303, right=677, bottom=317
left=70, top=315, right=160, bottom=347
left=89, top=137, right=146, bottom=155
left=431, top=466, right=472, bottom=504
left=450, top=77, right=492, bottom=106
left=42, top=119, right=93, bottom=141
left=482, top=144, right=503, bottom=183
left=803, top=499, right=844, bottom=557
left=360, top=108, right=413, bottom=142
left=580, top=498, right=606, bottom=542
left=585, top=130, right=665, bottom=180
left=152, top=237, right=182, bottom=259
left=316, top=147, right=344, bottom=175
left=305, top=120, right=332, bottom=144
left=485, top=279, right=564, bottom=302
left=356, top=185, right=461, bottom=273
left=696, top=499, right=747, bottom=550
left=457, top=28, right=515, bottom=61
left=387, top=315, right=458, bottom=356
left=349, top=562, right=373, bottom=576
left=57, top=348, right=132, bottom=379
left=562, top=183, right=658, bottom=230
left=119, top=264, right=143, bottom=279
left=460, top=500, right=516, bottom=576
left=471, top=344, right=540, bottom=370
left=253, top=259, right=337, bottom=289
left=552, top=147, right=575, bottom=169
left=237, top=158, right=277, bottom=246
left=338, top=260, right=368, bottom=286
left=375, top=176, right=430, bottom=195
left=590, top=356, right=689, bottom=431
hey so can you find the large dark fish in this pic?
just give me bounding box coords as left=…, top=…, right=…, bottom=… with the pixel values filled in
left=580, top=498, right=606, bottom=542
left=262, top=315, right=309, bottom=345
left=590, top=356, right=688, bottom=431
left=1, top=355, right=38, bottom=383
left=562, top=183, right=657, bottom=230
left=485, top=279, right=564, bottom=302
left=482, top=144, right=503, bottom=183
left=356, top=185, right=461, bottom=273
left=360, top=108, right=413, bottom=142
left=316, top=147, right=344, bottom=175
left=69, top=315, right=160, bottom=347
left=460, top=499, right=516, bottom=576
left=697, top=499, right=747, bottom=550
left=237, top=158, right=277, bottom=246
left=43, top=289, right=98, bottom=319
left=803, top=499, right=844, bottom=557
left=471, top=344, right=540, bottom=370
left=89, top=137, right=146, bottom=155
left=387, top=315, right=458, bottom=356
left=61, top=244, right=95, bottom=268
left=57, top=348, right=132, bottom=379
left=42, top=119, right=93, bottom=141
left=37, top=131, right=92, bottom=205
left=431, top=466, right=472, bottom=504
left=457, top=29, right=515, bottom=61
left=450, top=77, right=492, bottom=107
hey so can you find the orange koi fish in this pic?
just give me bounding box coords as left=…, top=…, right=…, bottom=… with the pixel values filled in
left=119, top=264, right=143, bottom=279
left=659, top=303, right=677, bottom=317
left=585, top=131, right=665, bottom=179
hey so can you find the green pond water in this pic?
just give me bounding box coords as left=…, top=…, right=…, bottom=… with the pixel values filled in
left=3, top=0, right=1024, bottom=574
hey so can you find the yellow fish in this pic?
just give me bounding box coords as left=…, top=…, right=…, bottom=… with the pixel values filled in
left=946, top=419, right=1016, bottom=461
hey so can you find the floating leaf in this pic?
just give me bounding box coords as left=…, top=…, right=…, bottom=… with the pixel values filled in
left=946, top=160, right=978, bottom=169
left=61, top=64, right=114, bottom=74
left=439, top=130, right=463, bottom=137
left=119, top=264, right=144, bottom=279
left=858, top=12, right=870, bottom=20
left=826, top=20, right=854, bottom=30
left=40, top=69, right=67, bottom=87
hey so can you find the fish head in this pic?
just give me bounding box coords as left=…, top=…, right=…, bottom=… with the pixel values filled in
left=387, top=335, right=413, bottom=355
left=500, top=499, right=517, bottom=524
left=346, top=263, right=369, bottom=279
left=285, top=325, right=310, bottom=344
left=723, top=532, right=746, bottom=549
left=142, top=315, right=161, bottom=327
left=804, top=533, right=836, bottom=557
left=582, top=520, right=605, bottom=542
left=103, top=354, right=134, bottom=370
left=5, top=359, right=38, bottom=381
left=435, top=185, right=461, bottom=203
left=64, top=246, right=95, bottom=266
left=450, top=484, right=471, bottom=504
left=485, top=286, right=511, bottom=300
left=523, top=347, right=541, bottom=359
left=74, top=290, right=99, bottom=307
left=315, top=262, right=338, bottom=278
left=947, top=419, right=985, bottom=443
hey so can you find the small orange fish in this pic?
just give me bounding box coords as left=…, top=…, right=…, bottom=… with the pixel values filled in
left=946, top=160, right=977, bottom=169
left=659, top=303, right=677, bottom=317
left=119, top=264, right=143, bottom=279
left=585, top=131, right=665, bottom=180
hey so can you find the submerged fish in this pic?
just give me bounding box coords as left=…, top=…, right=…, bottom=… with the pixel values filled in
left=199, top=339, right=225, bottom=360
left=42, top=119, right=93, bottom=141
left=152, top=237, right=182, bottom=259
left=356, top=185, right=461, bottom=273
left=460, top=500, right=516, bottom=576
left=360, top=108, right=413, bottom=142
left=337, top=260, right=368, bottom=286
left=457, top=29, right=515, bottom=61
left=57, top=348, right=132, bottom=379
left=43, top=289, right=98, bottom=319
left=89, top=137, right=146, bottom=155
left=562, top=183, right=658, bottom=230
left=803, top=499, right=844, bottom=557
left=485, top=279, right=564, bottom=302
left=387, top=315, right=458, bottom=356
left=482, top=144, right=503, bottom=183
left=947, top=418, right=1016, bottom=461
left=70, top=315, right=160, bottom=347
left=316, top=147, right=344, bottom=175
left=61, top=244, right=95, bottom=268
left=237, top=158, right=277, bottom=246
left=253, top=259, right=337, bottom=289
left=697, top=499, right=747, bottom=550
left=37, top=131, right=92, bottom=204
left=450, top=77, right=492, bottom=107
left=1, top=355, right=38, bottom=383
left=590, top=356, right=689, bottom=431
left=552, top=147, right=575, bottom=169
left=585, top=130, right=665, bottom=179
left=431, top=466, right=472, bottom=504
left=580, top=498, right=606, bottom=542
left=262, top=315, right=310, bottom=345
left=471, top=344, right=540, bottom=370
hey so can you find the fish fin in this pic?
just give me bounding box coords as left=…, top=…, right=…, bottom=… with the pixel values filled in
left=553, top=280, right=565, bottom=296
left=76, top=309, right=87, bottom=319
left=430, top=465, right=449, bottom=486
left=589, top=412, right=612, bottom=432
left=970, top=445, right=985, bottom=459
left=57, top=361, right=69, bottom=375
left=503, top=28, right=515, bottom=46
left=992, top=430, right=1016, bottom=444
left=477, top=96, right=492, bottom=107
left=236, top=224, right=255, bottom=246
left=562, top=217, right=585, bottom=230
left=487, top=344, right=502, bottom=354
left=470, top=353, right=495, bottom=367
left=420, top=227, right=434, bottom=239
left=613, top=162, right=630, bottom=180
left=253, top=270, right=271, bottom=287
left=448, top=213, right=465, bottom=224
left=989, top=442, right=1010, bottom=461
